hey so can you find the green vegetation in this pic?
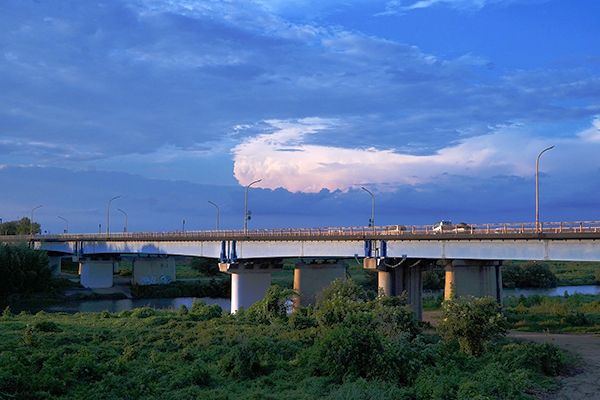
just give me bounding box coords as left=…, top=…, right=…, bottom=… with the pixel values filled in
left=547, top=261, right=600, bottom=286
left=437, top=295, right=508, bottom=356
left=504, top=293, right=600, bottom=333
left=0, top=243, right=56, bottom=298
left=0, top=217, right=41, bottom=235
left=131, top=278, right=231, bottom=299
left=502, top=261, right=558, bottom=289
left=0, top=279, right=572, bottom=399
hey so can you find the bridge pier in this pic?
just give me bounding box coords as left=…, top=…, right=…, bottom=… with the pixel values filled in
left=132, top=256, right=176, bottom=285
left=364, top=257, right=424, bottom=320
left=219, top=259, right=283, bottom=313
left=444, top=259, right=503, bottom=304
left=293, top=260, right=347, bottom=308
left=79, top=257, right=119, bottom=288
left=49, top=256, right=62, bottom=276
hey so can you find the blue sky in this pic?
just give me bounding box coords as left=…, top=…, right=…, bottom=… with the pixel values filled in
left=1, top=0, right=599, bottom=234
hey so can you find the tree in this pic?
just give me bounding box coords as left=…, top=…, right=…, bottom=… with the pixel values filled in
left=0, top=244, right=52, bottom=296
left=0, top=217, right=41, bottom=235
left=189, top=257, right=219, bottom=276
left=436, top=295, right=508, bottom=356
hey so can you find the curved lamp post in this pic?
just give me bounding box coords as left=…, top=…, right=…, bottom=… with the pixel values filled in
left=361, top=187, right=375, bottom=230
left=117, top=208, right=127, bottom=232
left=30, top=205, right=43, bottom=235
left=208, top=201, right=220, bottom=231
left=536, top=146, right=554, bottom=233
left=106, top=195, right=121, bottom=234
left=58, top=216, right=68, bottom=234
left=244, top=179, right=262, bottom=234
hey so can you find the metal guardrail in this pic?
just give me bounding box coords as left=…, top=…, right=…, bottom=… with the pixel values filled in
left=2, top=221, right=600, bottom=242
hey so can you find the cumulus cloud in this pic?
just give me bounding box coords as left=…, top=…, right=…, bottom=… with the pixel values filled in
left=233, top=117, right=600, bottom=193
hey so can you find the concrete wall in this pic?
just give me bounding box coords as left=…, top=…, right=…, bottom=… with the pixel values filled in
left=132, top=257, right=176, bottom=285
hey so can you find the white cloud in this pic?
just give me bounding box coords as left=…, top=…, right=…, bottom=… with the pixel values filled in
left=379, top=0, right=518, bottom=14
left=232, top=117, right=600, bottom=193
left=578, top=117, right=600, bottom=143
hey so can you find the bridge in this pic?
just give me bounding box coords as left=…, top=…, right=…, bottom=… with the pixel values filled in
left=2, top=220, right=600, bottom=319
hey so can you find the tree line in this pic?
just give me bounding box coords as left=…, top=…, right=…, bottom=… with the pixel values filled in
left=0, top=217, right=41, bottom=235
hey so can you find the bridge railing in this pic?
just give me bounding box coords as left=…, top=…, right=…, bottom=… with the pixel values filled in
left=2, top=220, right=600, bottom=242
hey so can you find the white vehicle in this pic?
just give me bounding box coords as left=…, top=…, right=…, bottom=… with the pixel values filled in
left=432, top=220, right=453, bottom=232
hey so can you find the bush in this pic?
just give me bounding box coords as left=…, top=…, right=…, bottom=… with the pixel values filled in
left=423, top=267, right=445, bottom=290
left=217, top=338, right=267, bottom=380
left=437, top=295, right=508, bottom=356
left=304, top=326, right=386, bottom=382
left=0, top=243, right=53, bottom=297
left=190, top=301, right=222, bottom=321
left=496, top=341, right=569, bottom=377
left=243, top=285, right=295, bottom=324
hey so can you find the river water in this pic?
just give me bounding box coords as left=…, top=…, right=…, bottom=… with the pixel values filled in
left=4, top=285, right=600, bottom=315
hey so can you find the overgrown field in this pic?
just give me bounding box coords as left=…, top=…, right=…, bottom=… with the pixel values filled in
left=0, top=281, right=572, bottom=400
left=504, top=293, right=600, bottom=333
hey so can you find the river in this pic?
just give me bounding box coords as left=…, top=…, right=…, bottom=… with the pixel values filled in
left=4, top=285, right=600, bottom=315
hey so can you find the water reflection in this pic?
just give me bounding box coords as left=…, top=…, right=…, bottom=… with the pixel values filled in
left=4, top=297, right=231, bottom=315
left=4, top=285, right=600, bottom=315
left=503, top=285, right=600, bottom=297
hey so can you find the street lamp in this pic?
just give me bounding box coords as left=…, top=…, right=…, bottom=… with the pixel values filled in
left=361, top=187, right=375, bottom=230
left=208, top=201, right=220, bottom=231
left=58, top=216, right=68, bottom=233
left=30, top=205, right=43, bottom=235
left=244, top=179, right=262, bottom=234
left=536, top=146, right=554, bottom=233
left=106, top=195, right=121, bottom=234
left=117, top=208, right=127, bottom=232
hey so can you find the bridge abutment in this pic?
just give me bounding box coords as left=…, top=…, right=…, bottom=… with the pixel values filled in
left=132, top=256, right=176, bottom=285
left=293, top=260, right=347, bottom=308
left=219, top=259, right=283, bottom=313
left=444, top=259, right=503, bottom=304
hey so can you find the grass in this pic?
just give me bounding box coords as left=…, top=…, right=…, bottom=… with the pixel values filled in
left=0, top=287, right=573, bottom=400
left=504, top=293, right=600, bottom=333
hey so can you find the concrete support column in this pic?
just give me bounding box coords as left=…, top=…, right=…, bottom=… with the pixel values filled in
left=219, top=259, right=283, bottom=313
left=444, top=259, right=503, bottom=304
left=79, top=258, right=116, bottom=288
left=132, top=257, right=176, bottom=285
left=364, top=257, right=424, bottom=320
left=293, top=261, right=347, bottom=308
left=394, top=260, right=423, bottom=321
left=378, top=270, right=393, bottom=297
left=49, top=256, right=62, bottom=276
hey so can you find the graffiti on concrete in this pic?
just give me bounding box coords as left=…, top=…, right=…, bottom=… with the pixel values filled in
left=138, top=275, right=173, bottom=285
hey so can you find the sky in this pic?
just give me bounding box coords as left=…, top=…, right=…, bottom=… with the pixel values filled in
left=1, top=0, right=599, bottom=234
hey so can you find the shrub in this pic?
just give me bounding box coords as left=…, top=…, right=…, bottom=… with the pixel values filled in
left=304, top=326, right=386, bottom=382
left=217, top=338, right=267, bottom=380
left=497, top=341, right=569, bottom=377
left=0, top=243, right=53, bottom=297
left=423, top=267, right=445, bottom=290
left=132, top=307, right=157, bottom=318
left=243, top=285, right=295, bottom=324
left=35, top=321, right=61, bottom=332
left=437, top=295, right=508, bottom=356
left=190, top=301, right=222, bottom=321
